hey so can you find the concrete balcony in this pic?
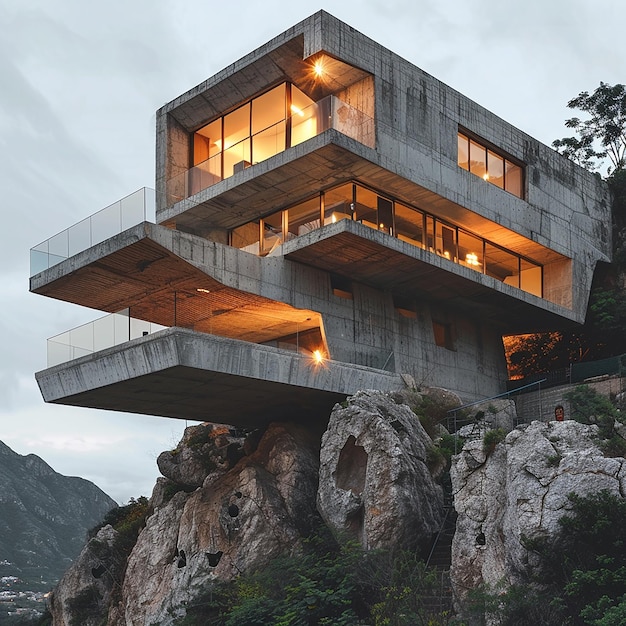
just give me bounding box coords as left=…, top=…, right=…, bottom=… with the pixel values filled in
left=35, top=328, right=402, bottom=427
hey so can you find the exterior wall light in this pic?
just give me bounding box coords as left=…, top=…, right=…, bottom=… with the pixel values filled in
left=312, top=349, right=324, bottom=364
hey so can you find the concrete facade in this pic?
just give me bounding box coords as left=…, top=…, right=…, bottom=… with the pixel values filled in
left=31, top=12, right=611, bottom=422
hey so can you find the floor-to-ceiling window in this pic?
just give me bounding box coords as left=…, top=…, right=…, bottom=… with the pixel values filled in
left=192, top=83, right=316, bottom=186
left=230, top=181, right=543, bottom=298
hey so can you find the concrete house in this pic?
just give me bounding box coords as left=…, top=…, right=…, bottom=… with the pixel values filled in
left=30, top=12, right=611, bottom=427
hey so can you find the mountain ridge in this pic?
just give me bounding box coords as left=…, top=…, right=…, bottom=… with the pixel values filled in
left=0, top=439, right=117, bottom=584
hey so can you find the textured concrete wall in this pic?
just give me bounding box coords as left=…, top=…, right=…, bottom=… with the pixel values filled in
left=514, top=376, right=626, bottom=423
left=148, top=11, right=611, bottom=402
left=152, top=225, right=507, bottom=400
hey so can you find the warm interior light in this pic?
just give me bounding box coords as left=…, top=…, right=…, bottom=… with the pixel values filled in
left=466, top=252, right=480, bottom=266
left=483, top=173, right=489, bottom=181
left=196, top=288, right=211, bottom=293
left=331, top=213, right=337, bottom=223
left=443, top=251, right=451, bottom=259
left=290, top=104, right=305, bottom=117
left=314, top=59, right=325, bottom=77
left=312, top=349, right=324, bottom=364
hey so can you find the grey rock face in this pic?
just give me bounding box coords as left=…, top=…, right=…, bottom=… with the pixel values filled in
left=49, top=525, right=120, bottom=626
left=157, top=423, right=248, bottom=489
left=114, top=422, right=319, bottom=626
left=450, top=420, right=626, bottom=603
left=317, top=390, right=444, bottom=550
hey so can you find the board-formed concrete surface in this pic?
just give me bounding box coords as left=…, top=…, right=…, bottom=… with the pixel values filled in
left=36, top=328, right=403, bottom=427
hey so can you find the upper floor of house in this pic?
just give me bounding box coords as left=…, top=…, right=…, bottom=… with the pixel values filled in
left=31, top=12, right=611, bottom=335
left=151, top=11, right=610, bottom=326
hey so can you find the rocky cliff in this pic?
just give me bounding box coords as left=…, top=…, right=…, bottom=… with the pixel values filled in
left=48, top=388, right=626, bottom=625
left=450, top=419, right=626, bottom=607
left=0, top=440, right=116, bottom=583
left=49, top=390, right=446, bottom=626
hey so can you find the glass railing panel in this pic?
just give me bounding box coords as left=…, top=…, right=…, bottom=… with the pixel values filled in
left=252, top=121, right=286, bottom=163
left=121, top=188, right=147, bottom=231
left=47, top=311, right=167, bottom=367
left=68, top=217, right=92, bottom=257
left=91, top=201, right=122, bottom=246
left=47, top=332, right=71, bottom=367
left=30, top=246, right=50, bottom=275
left=93, top=314, right=118, bottom=351
left=223, top=138, right=251, bottom=178
left=30, top=188, right=155, bottom=277
left=331, top=96, right=375, bottom=148
left=48, top=230, right=69, bottom=261
left=69, top=322, right=95, bottom=353
left=188, top=157, right=222, bottom=197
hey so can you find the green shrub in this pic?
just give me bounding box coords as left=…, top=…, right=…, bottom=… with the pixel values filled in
left=482, top=428, right=506, bottom=455
left=565, top=385, right=625, bottom=448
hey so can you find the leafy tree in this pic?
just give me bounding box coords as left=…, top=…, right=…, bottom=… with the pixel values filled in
left=553, top=82, right=626, bottom=174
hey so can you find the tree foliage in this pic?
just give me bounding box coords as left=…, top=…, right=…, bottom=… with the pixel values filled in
left=467, top=491, right=626, bottom=625
left=173, top=525, right=455, bottom=626
left=553, top=82, right=626, bottom=174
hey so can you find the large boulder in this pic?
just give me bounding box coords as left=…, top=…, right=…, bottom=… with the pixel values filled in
left=317, top=390, right=444, bottom=551
left=157, top=423, right=248, bottom=490
left=49, top=525, right=121, bottom=626
left=450, top=420, right=626, bottom=604
left=114, top=422, right=319, bottom=625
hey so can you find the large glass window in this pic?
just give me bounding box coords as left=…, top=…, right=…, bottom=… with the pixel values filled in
left=324, top=184, right=354, bottom=225
left=395, top=203, right=424, bottom=247
left=192, top=83, right=316, bottom=186
left=230, top=180, right=543, bottom=299
left=291, top=85, right=317, bottom=147
left=261, top=213, right=284, bottom=255
left=458, top=230, right=483, bottom=269
left=458, top=131, right=524, bottom=198
left=252, top=84, right=286, bottom=164
left=287, top=196, right=321, bottom=239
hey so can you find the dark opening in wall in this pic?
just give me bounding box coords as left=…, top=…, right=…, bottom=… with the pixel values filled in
left=433, top=320, right=455, bottom=351
left=393, top=293, right=417, bottom=318
left=330, top=273, right=353, bottom=299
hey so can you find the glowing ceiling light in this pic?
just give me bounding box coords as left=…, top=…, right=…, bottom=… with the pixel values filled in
left=312, top=349, right=324, bottom=364
left=313, top=58, right=325, bottom=78
left=196, top=288, right=211, bottom=293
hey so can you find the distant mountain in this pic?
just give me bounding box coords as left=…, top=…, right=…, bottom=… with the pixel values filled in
left=0, top=440, right=116, bottom=584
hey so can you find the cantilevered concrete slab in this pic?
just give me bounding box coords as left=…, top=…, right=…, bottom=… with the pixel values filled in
left=35, top=328, right=403, bottom=427
left=282, top=219, right=579, bottom=332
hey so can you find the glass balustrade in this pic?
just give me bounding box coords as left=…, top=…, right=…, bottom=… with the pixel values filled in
left=30, top=188, right=156, bottom=276
left=47, top=310, right=166, bottom=367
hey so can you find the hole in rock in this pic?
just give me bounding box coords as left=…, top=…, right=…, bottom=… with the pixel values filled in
left=228, top=504, right=240, bottom=518
left=336, top=435, right=368, bottom=496
left=206, top=551, right=224, bottom=567
left=91, top=564, right=106, bottom=579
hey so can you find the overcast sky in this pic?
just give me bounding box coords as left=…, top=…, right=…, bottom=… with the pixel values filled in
left=1, top=0, right=625, bottom=505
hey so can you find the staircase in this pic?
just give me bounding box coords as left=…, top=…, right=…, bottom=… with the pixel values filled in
left=422, top=472, right=457, bottom=617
